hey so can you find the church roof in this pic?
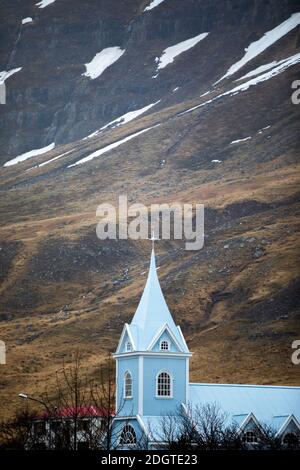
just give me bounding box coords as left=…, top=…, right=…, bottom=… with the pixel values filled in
left=127, top=248, right=189, bottom=352
left=189, top=383, right=300, bottom=428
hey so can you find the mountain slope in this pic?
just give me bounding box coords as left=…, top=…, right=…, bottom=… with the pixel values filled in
left=0, top=0, right=299, bottom=419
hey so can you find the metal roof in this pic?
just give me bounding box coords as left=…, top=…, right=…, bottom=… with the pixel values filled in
left=189, top=383, right=300, bottom=427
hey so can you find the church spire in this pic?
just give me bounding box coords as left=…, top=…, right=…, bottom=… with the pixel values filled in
left=128, top=245, right=189, bottom=352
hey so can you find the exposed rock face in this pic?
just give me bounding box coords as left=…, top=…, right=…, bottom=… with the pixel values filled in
left=1, top=0, right=298, bottom=159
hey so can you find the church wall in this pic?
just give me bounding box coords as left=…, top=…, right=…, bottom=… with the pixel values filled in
left=116, top=356, right=139, bottom=416
left=143, top=356, right=187, bottom=416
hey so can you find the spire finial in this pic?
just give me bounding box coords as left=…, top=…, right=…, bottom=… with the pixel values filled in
left=150, top=230, right=158, bottom=250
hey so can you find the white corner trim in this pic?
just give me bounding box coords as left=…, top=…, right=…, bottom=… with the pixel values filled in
left=138, top=356, right=144, bottom=415
left=177, top=325, right=190, bottom=353
left=146, top=323, right=184, bottom=352
left=136, top=414, right=150, bottom=439
left=115, top=324, right=127, bottom=354
left=115, top=359, right=118, bottom=410
left=185, top=357, right=189, bottom=403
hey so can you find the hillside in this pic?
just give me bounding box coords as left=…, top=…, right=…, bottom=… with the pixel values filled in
left=0, top=0, right=300, bottom=420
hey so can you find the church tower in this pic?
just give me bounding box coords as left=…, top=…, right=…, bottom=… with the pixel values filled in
left=114, top=247, right=192, bottom=418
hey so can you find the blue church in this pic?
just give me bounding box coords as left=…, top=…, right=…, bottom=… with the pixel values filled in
left=112, top=247, right=300, bottom=448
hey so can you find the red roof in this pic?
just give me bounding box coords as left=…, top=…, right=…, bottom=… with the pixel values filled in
left=38, top=406, right=114, bottom=419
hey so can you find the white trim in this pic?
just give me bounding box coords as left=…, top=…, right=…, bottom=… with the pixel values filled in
left=155, top=369, right=173, bottom=399
left=115, top=359, right=118, bottom=410
left=115, top=323, right=136, bottom=354
left=126, top=324, right=137, bottom=351
left=115, top=324, right=127, bottom=354
left=146, top=323, right=184, bottom=352
left=238, top=413, right=263, bottom=435
left=138, top=356, right=144, bottom=415
left=113, top=416, right=138, bottom=421
left=177, top=325, right=190, bottom=353
left=123, top=370, right=133, bottom=399
left=113, top=351, right=192, bottom=359
left=185, top=357, right=189, bottom=403
left=136, top=414, right=149, bottom=439
left=276, top=414, right=300, bottom=437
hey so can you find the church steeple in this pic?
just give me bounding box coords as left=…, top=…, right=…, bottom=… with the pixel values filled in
left=129, top=247, right=189, bottom=352
left=114, top=246, right=191, bottom=418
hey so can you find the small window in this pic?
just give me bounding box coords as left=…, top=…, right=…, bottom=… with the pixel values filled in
left=124, top=371, right=132, bottom=398
left=156, top=371, right=172, bottom=397
left=242, top=431, right=258, bottom=443
left=160, top=340, right=169, bottom=351
left=125, top=341, right=132, bottom=352
left=119, top=424, right=137, bottom=445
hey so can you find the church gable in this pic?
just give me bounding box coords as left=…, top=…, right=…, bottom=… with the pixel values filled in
left=147, top=324, right=183, bottom=352
left=116, top=324, right=135, bottom=354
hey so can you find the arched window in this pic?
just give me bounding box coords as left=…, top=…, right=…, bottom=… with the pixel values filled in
left=283, top=432, right=298, bottom=447
left=242, top=431, right=258, bottom=443
left=156, top=371, right=172, bottom=397
left=124, top=371, right=132, bottom=398
left=125, top=341, right=132, bottom=352
left=119, top=424, right=137, bottom=445
left=160, top=340, right=169, bottom=351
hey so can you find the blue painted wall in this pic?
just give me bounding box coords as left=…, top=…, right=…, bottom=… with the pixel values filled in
left=116, top=356, right=139, bottom=416
left=143, top=356, right=187, bottom=416
left=151, top=331, right=180, bottom=352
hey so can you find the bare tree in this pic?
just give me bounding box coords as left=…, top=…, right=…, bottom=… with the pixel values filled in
left=153, top=403, right=244, bottom=450
left=0, top=408, right=40, bottom=450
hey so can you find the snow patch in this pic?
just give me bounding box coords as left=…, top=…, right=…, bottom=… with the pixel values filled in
left=36, top=0, right=56, bottom=8
left=144, top=0, right=166, bottom=11
left=70, top=126, right=158, bottom=167
left=38, top=149, right=73, bottom=167
left=83, top=101, right=160, bottom=139
left=0, top=67, right=22, bottom=83
left=154, top=32, right=209, bottom=74
left=222, top=52, right=300, bottom=94
left=230, top=136, right=251, bottom=144
left=4, top=143, right=55, bottom=167
left=100, top=100, right=160, bottom=131
left=181, top=52, right=300, bottom=116
left=82, top=47, right=125, bottom=80
left=216, top=12, right=300, bottom=82
left=22, top=17, right=33, bottom=25
left=258, top=125, right=271, bottom=134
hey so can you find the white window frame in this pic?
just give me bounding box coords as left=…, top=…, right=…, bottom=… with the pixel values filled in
left=156, top=370, right=173, bottom=399
left=125, top=341, right=132, bottom=352
left=159, top=339, right=170, bottom=351
left=124, top=371, right=133, bottom=399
